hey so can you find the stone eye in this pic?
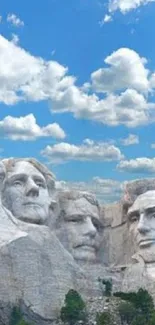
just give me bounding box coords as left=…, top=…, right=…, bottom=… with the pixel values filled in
left=13, top=180, right=23, bottom=186
left=92, top=219, right=103, bottom=231
left=35, top=180, right=45, bottom=188
left=36, top=182, right=43, bottom=187
left=130, top=215, right=139, bottom=223
left=69, top=215, right=84, bottom=222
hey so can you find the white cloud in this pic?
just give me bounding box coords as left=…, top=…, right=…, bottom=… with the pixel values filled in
left=56, top=177, right=123, bottom=203
left=91, top=48, right=149, bottom=93
left=120, top=134, right=139, bottom=146
left=149, top=72, right=155, bottom=89
left=81, top=82, right=91, bottom=92
left=99, top=14, right=113, bottom=26
left=51, top=87, right=155, bottom=127
left=41, top=139, right=124, bottom=163
left=0, top=35, right=75, bottom=105
left=0, top=35, right=155, bottom=128
left=0, top=114, right=66, bottom=140
left=83, top=138, right=95, bottom=146
left=104, top=14, right=113, bottom=23
left=108, top=0, right=155, bottom=14
left=7, top=13, right=24, bottom=27
left=11, top=34, right=19, bottom=45
left=117, top=157, right=155, bottom=173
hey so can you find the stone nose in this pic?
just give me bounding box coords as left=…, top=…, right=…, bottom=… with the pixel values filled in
left=84, top=217, right=97, bottom=238
left=137, top=214, right=150, bottom=234
left=25, top=178, right=39, bottom=197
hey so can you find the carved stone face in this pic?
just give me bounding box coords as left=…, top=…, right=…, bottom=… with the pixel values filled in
left=128, top=190, right=155, bottom=250
left=56, top=197, right=103, bottom=262
left=1, top=161, right=50, bottom=224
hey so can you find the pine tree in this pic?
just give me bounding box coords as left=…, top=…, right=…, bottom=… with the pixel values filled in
left=60, top=289, right=87, bottom=325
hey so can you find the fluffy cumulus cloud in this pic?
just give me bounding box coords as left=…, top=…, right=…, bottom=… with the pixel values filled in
left=0, top=114, right=66, bottom=140
left=49, top=48, right=155, bottom=127
left=7, top=13, right=24, bottom=27
left=117, top=157, right=155, bottom=173
left=51, top=87, right=155, bottom=127
left=0, top=35, right=155, bottom=128
left=91, top=48, right=149, bottom=93
left=0, top=35, right=75, bottom=105
left=41, top=139, right=124, bottom=163
left=120, top=134, right=139, bottom=146
left=56, top=177, right=123, bottom=203
left=108, top=0, right=155, bottom=14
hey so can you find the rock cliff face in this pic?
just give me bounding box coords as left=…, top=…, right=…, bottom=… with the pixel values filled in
left=0, top=158, right=155, bottom=323
left=0, top=207, right=85, bottom=324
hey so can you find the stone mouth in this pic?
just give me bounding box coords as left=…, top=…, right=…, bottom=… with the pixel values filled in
left=23, top=202, right=41, bottom=207
left=138, top=239, right=155, bottom=247
left=75, top=244, right=96, bottom=251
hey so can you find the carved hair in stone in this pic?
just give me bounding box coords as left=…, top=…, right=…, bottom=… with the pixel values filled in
left=121, top=179, right=155, bottom=226
left=1, top=158, right=56, bottom=225
left=54, top=190, right=104, bottom=263
left=123, top=178, right=155, bottom=207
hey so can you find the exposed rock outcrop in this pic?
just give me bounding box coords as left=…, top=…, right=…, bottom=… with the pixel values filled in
left=0, top=207, right=85, bottom=323
left=0, top=158, right=155, bottom=323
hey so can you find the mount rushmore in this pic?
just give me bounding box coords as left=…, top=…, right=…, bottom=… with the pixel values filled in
left=0, top=157, right=155, bottom=323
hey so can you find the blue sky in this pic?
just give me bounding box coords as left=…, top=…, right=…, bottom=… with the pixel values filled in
left=0, top=0, right=155, bottom=202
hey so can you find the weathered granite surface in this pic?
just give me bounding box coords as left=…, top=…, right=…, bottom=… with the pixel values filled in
left=121, top=188, right=155, bottom=299
left=0, top=206, right=85, bottom=323
left=123, top=178, right=155, bottom=205
left=97, top=180, right=155, bottom=302
left=53, top=190, right=104, bottom=264
left=1, top=158, right=155, bottom=323
left=0, top=159, right=86, bottom=323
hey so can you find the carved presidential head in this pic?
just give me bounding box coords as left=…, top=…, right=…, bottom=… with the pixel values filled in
left=127, top=190, right=155, bottom=252
left=1, top=158, right=56, bottom=224
left=54, top=190, right=104, bottom=263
